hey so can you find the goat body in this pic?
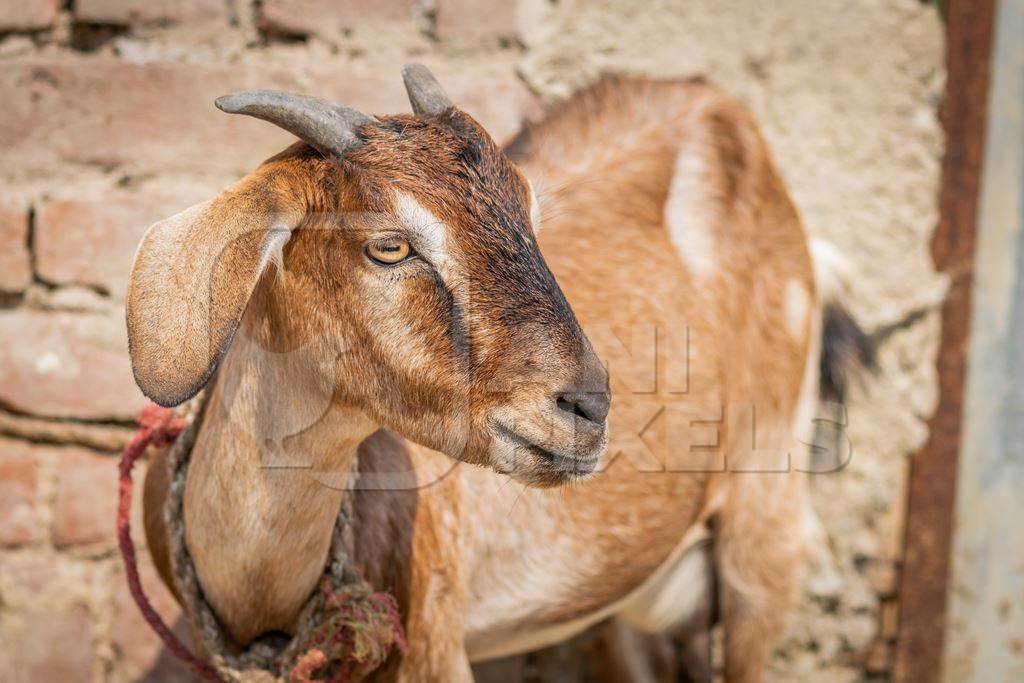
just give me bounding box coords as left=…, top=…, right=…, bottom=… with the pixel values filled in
left=138, top=73, right=830, bottom=683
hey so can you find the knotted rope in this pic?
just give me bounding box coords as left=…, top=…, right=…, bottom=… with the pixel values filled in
left=117, top=401, right=406, bottom=682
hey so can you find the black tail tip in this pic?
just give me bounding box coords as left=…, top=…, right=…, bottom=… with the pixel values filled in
left=819, top=303, right=877, bottom=404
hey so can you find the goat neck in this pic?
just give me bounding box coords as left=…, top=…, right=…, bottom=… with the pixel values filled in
left=181, top=265, right=377, bottom=645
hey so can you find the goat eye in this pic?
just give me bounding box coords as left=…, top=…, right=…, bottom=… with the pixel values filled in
left=365, top=238, right=412, bottom=265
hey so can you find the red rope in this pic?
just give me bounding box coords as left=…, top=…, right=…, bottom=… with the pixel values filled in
left=117, top=404, right=221, bottom=682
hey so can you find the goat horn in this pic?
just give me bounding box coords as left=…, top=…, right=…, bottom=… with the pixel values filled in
left=215, top=90, right=374, bottom=160
left=402, top=63, right=452, bottom=115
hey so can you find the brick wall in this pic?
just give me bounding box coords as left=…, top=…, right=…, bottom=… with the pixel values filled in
left=0, top=3, right=536, bottom=681
left=0, top=1, right=944, bottom=682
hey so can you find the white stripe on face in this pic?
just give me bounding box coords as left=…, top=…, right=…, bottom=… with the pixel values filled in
left=393, top=191, right=451, bottom=273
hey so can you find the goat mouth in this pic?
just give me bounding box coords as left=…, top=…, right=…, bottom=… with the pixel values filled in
left=492, top=422, right=599, bottom=475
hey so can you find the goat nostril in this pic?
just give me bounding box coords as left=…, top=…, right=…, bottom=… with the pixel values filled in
left=556, top=392, right=610, bottom=426
left=557, top=396, right=586, bottom=420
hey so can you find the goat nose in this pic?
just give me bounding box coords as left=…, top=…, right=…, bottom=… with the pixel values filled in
left=555, top=390, right=611, bottom=426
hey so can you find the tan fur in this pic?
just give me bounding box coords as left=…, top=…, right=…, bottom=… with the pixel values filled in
left=135, top=74, right=817, bottom=682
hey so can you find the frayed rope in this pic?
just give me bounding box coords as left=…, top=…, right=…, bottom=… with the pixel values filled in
left=117, top=404, right=406, bottom=682
left=290, top=580, right=406, bottom=683
left=117, top=404, right=221, bottom=681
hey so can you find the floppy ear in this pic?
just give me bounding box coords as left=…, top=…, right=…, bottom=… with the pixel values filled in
left=126, top=170, right=305, bottom=407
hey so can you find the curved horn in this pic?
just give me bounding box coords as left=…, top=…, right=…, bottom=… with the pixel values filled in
left=402, top=63, right=452, bottom=115
left=215, top=90, right=374, bottom=160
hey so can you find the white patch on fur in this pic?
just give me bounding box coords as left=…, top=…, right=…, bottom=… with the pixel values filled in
left=793, top=292, right=823, bottom=462
left=665, top=148, right=718, bottom=280
left=527, top=179, right=542, bottom=234
left=261, top=226, right=290, bottom=281
left=393, top=191, right=450, bottom=272
left=619, top=524, right=713, bottom=633
left=808, top=238, right=853, bottom=304
left=784, top=278, right=810, bottom=341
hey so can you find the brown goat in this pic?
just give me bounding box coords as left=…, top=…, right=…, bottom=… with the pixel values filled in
left=130, top=66, right=850, bottom=682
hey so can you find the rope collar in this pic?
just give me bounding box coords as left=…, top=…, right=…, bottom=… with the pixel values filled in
left=117, top=399, right=406, bottom=682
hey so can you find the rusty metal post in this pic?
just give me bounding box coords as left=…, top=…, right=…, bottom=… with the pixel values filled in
left=941, top=0, right=1024, bottom=678
left=891, top=0, right=997, bottom=681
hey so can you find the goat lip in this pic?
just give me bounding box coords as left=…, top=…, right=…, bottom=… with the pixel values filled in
left=492, top=422, right=600, bottom=471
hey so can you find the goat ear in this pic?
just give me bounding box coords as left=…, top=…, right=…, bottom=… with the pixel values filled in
left=126, top=171, right=303, bottom=407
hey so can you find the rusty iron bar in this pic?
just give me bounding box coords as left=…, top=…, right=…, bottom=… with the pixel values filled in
left=891, top=0, right=997, bottom=680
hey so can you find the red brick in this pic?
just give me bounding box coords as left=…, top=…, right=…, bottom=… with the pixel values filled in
left=0, top=0, right=60, bottom=31
left=260, top=0, right=417, bottom=36
left=0, top=59, right=304, bottom=178
left=0, top=441, right=39, bottom=547
left=52, top=448, right=118, bottom=547
left=435, top=0, right=518, bottom=42
left=0, top=604, right=94, bottom=683
left=51, top=446, right=149, bottom=549
left=0, top=198, right=31, bottom=293
left=111, top=556, right=193, bottom=682
left=0, top=59, right=537, bottom=180
left=0, top=553, right=61, bottom=602
left=75, top=0, right=226, bottom=25
left=0, top=311, right=146, bottom=420
left=35, top=190, right=208, bottom=299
